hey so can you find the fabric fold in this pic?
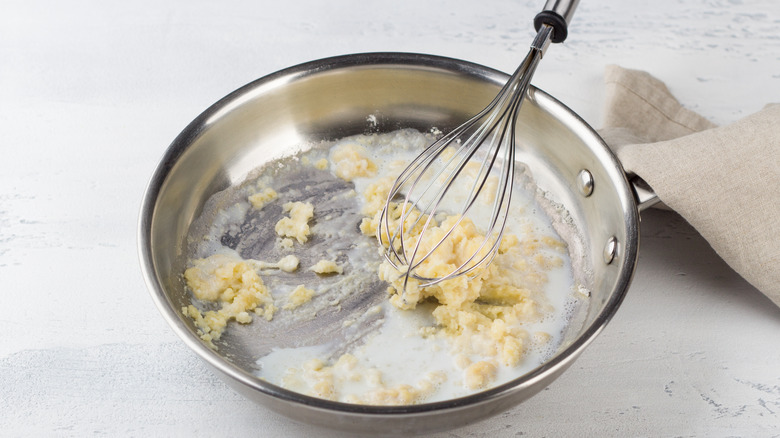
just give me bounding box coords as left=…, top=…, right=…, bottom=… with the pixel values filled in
left=599, top=65, right=780, bottom=307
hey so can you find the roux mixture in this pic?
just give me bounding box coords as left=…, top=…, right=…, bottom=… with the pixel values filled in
left=181, top=129, right=583, bottom=405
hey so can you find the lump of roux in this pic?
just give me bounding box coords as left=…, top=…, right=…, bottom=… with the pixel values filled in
left=181, top=129, right=574, bottom=404
left=182, top=253, right=276, bottom=349
left=310, top=259, right=343, bottom=275
left=359, top=163, right=565, bottom=377
left=283, top=285, right=315, bottom=310
left=275, top=201, right=314, bottom=244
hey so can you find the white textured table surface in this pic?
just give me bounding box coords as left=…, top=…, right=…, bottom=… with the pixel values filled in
left=2, top=0, right=779, bottom=436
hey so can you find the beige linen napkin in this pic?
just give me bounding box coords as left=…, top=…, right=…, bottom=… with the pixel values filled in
left=598, top=65, right=780, bottom=307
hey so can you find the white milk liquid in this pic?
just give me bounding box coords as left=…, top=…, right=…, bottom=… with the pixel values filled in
left=253, top=129, right=578, bottom=403
left=187, top=128, right=581, bottom=405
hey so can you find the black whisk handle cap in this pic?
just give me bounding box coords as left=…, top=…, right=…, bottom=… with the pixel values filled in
left=534, top=0, right=580, bottom=43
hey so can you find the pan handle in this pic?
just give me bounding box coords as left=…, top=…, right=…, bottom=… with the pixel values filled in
left=629, top=174, right=660, bottom=211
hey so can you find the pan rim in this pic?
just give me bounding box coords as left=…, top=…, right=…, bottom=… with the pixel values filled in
left=137, top=51, right=638, bottom=417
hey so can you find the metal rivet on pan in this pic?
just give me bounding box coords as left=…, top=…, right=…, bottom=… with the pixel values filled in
left=577, top=169, right=594, bottom=197
left=604, top=236, right=618, bottom=264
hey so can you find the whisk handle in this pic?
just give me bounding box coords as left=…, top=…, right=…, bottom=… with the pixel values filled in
left=534, top=0, right=580, bottom=43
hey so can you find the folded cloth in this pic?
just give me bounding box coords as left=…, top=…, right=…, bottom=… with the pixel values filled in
left=599, top=65, right=780, bottom=307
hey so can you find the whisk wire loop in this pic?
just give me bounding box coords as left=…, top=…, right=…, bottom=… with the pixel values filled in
left=378, top=26, right=553, bottom=291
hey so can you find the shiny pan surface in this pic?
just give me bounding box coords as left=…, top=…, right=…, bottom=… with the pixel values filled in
left=138, top=53, right=638, bottom=434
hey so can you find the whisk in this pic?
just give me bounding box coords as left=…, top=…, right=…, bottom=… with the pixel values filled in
left=377, top=0, right=579, bottom=291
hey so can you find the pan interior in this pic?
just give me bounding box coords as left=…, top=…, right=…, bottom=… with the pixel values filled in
left=143, top=54, right=636, bottom=417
